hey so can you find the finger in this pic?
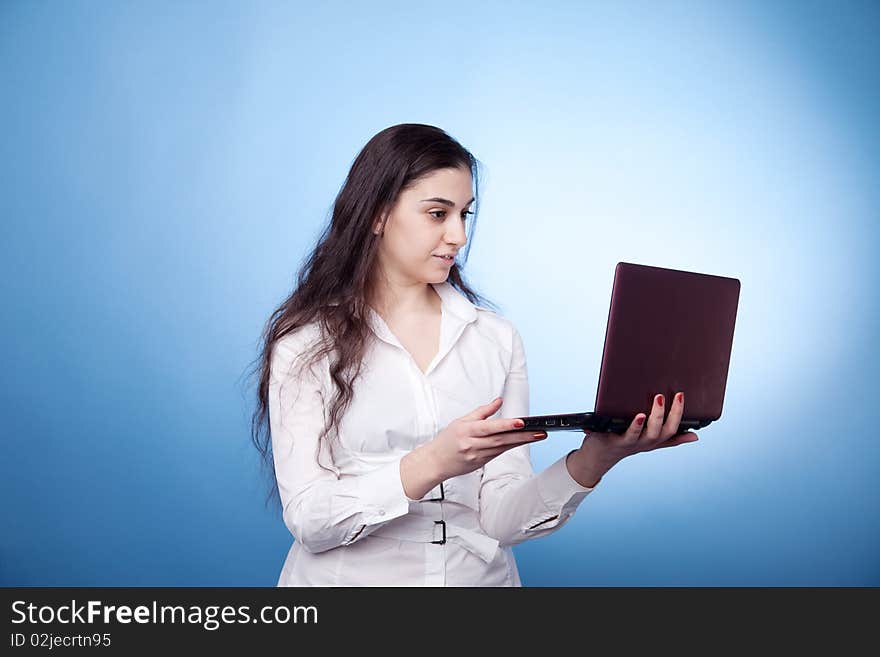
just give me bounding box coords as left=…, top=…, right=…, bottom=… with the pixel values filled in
left=462, top=397, right=504, bottom=422
left=642, top=394, right=666, bottom=441
left=620, top=412, right=647, bottom=442
left=473, top=416, right=527, bottom=437
left=482, top=434, right=547, bottom=458
left=661, top=392, right=686, bottom=440
left=654, top=432, right=699, bottom=449
left=481, top=429, right=547, bottom=447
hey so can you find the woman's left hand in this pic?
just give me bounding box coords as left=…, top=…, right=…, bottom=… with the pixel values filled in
left=565, top=391, right=699, bottom=488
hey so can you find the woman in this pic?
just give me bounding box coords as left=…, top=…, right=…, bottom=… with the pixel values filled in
left=250, top=123, right=698, bottom=586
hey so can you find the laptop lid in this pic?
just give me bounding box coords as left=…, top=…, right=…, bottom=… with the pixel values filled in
left=594, top=261, right=741, bottom=424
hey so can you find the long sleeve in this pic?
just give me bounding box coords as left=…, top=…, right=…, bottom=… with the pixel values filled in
left=478, top=325, right=597, bottom=547
left=268, top=328, right=413, bottom=554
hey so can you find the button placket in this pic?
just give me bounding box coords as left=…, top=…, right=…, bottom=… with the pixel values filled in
left=424, top=377, right=445, bottom=506
left=422, top=371, right=447, bottom=581
left=403, top=357, right=432, bottom=439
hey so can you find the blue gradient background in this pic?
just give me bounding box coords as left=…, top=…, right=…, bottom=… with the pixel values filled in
left=2, top=0, right=878, bottom=586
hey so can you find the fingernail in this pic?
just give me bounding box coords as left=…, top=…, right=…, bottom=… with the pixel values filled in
left=533, top=432, right=547, bottom=439
left=636, top=415, right=645, bottom=425
left=514, top=420, right=525, bottom=428
left=657, top=395, right=664, bottom=407
left=677, top=393, right=684, bottom=404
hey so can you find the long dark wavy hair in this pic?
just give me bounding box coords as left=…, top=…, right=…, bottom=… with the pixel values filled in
left=245, top=123, right=499, bottom=511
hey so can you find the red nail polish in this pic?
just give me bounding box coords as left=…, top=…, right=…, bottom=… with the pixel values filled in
left=637, top=415, right=645, bottom=425
left=657, top=395, right=663, bottom=407
left=677, top=393, right=683, bottom=404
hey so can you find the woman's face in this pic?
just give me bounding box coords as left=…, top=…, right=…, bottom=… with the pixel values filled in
left=373, top=166, right=473, bottom=287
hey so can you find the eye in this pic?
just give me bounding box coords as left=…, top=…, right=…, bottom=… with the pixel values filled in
left=429, top=209, right=474, bottom=221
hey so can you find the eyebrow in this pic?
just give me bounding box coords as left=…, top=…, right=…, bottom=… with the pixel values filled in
left=419, top=196, right=475, bottom=207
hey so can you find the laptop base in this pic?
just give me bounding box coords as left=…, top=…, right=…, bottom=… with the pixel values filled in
left=517, top=412, right=712, bottom=435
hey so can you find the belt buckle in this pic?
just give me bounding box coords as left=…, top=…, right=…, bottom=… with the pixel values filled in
left=426, top=482, right=445, bottom=502
left=431, top=520, right=446, bottom=545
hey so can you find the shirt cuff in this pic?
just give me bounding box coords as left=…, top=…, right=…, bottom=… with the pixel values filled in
left=353, top=455, right=412, bottom=525
left=536, top=451, right=596, bottom=514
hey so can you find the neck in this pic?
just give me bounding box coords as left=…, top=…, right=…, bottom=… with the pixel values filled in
left=369, top=276, right=441, bottom=319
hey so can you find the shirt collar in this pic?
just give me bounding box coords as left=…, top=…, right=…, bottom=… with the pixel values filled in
left=431, top=281, right=478, bottom=324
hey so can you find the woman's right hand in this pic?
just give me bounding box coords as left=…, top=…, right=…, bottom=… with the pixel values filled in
left=425, top=397, right=546, bottom=480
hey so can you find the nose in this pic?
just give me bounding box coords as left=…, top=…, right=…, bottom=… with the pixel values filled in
left=444, top=217, right=468, bottom=248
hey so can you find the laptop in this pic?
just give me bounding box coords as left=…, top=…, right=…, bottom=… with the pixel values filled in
left=516, top=262, right=740, bottom=435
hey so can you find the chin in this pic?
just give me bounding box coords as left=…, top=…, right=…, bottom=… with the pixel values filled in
left=428, top=268, right=452, bottom=283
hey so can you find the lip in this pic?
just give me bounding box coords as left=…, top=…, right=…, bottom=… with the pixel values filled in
left=433, top=255, right=456, bottom=266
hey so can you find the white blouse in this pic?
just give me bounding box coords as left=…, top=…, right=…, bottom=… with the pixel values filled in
left=268, top=281, right=596, bottom=586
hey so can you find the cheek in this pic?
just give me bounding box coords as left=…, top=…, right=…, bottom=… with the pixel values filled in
left=401, top=228, right=438, bottom=256
left=384, top=220, right=440, bottom=263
